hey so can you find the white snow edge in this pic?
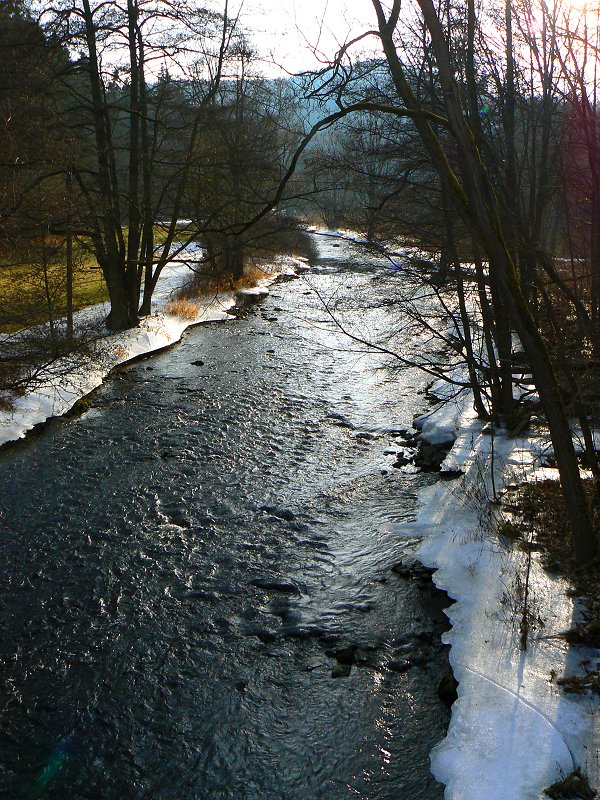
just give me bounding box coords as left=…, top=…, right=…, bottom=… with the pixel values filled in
left=403, top=397, right=600, bottom=799
left=0, top=255, right=305, bottom=448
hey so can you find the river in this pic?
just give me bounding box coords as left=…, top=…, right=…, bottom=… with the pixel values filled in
left=0, top=234, right=450, bottom=799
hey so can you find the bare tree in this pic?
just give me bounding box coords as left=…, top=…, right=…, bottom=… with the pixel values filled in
left=41, top=0, right=239, bottom=329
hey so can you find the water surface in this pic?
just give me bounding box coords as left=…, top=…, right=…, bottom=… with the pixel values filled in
left=0, top=235, right=449, bottom=799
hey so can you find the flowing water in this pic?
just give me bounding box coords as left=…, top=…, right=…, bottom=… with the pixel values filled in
left=0, top=235, right=450, bottom=799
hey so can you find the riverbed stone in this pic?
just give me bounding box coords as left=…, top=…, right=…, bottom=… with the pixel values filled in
left=332, top=419, right=355, bottom=429
left=391, top=563, right=412, bottom=578
left=325, top=645, right=356, bottom=665
left=414, top=630, right=436, bottom=644
left=253, top=628, right=278, bottom=644
left=249, top=577, right=300, bottom=594
left=332, top=662, right=352, bottom=678
left=437, top=671, right=459, bottom=706
left=414, top=444, right=445, bottom=470
left=387, top=659, right=412, bottom=673
left=257, top=505, right=295, bottom=521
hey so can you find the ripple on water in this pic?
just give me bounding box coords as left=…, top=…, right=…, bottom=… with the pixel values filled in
left=0, top=239, right=448, bottom=799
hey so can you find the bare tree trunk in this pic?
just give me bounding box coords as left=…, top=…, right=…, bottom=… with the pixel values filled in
left=441, top=184, right=488, bottom=418
left=372, top=0, right=598, bottom=561
left=82, top=0, right=134, bottom=331
left=420, top=0, right=598, bottom=561
left=124, top=0, right=141, bottom=322
left=474, top=251, right=503, bottom=418
left=65, top=169, right=74, bottom=343
left=137, top=27, right=154, bottom=317
left=42, top=245, right=56, bottom=349
left=140, top=0, right=232, bottom=311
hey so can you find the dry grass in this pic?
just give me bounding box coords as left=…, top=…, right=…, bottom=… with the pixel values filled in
left=198, top=261, right=274, bottom=294
left=505, top=479, right=600, bottom=577
left=164, top=298, right=199, bottom=320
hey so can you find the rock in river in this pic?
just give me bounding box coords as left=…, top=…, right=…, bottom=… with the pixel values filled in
left=437, top=670, right=459, bottom=707
left=332, top=662, right=352, bottom=678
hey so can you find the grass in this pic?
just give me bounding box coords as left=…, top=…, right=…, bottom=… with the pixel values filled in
left=0, top=221, right=313, bottom=333
left=0, top=242, right=108, bottom=333
left=203, top=261, right=277, bottom=294
left=163, top=298, right=200, bottom=319
left=0, top=224, right=192, bottom=334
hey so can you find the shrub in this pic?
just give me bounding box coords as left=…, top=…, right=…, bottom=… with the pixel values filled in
left=164, top=298, right=199, bottom=320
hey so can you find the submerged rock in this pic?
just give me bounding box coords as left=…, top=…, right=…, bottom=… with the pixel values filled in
left=437, top=671, right=459, bottom=707
left=387, top=659, right=412, bottom=674
left=332, top=662, right=352, bottom=678
left=325, top=645, right=357, bottom=665
left=391, top=563, right=412, bottom=578
left=392, top=451, right=411, bottom=468
left=332, top=419, right=355, bottom=429
left=249, top=577, right=300, bottom=595
left=257, top=505, right=296, bottom=521
left=250, top=628, right=278, bottom=644
left=414, top=630, right=436, bottom=644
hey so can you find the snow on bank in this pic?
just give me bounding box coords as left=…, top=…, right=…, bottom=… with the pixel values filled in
left=0, top=255, right=305, bottom=448
left=401, top=399, right=600, bottom=798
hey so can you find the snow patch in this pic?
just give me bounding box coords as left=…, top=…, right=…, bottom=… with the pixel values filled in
left=0, top=254, right=302, bottom=448
left=400, top=394, right=600, bottom=798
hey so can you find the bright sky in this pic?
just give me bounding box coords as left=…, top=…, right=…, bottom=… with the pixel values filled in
left=242, top=0, right=377, bottom=75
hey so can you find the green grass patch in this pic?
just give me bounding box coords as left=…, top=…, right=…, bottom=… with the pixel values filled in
left=0, top=240, right=108, bottom=333
left=0, top=224, right=196, bottom=333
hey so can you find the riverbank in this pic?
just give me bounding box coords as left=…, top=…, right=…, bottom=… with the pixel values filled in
left=402, top=386, right=600, bottom=798
left=0, top=254, right=308, bottom=448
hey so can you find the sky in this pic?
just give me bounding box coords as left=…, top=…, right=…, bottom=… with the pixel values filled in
left=242, top=0, right=377, bottom=75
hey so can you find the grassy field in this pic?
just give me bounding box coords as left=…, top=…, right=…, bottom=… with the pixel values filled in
left=0, top=222, right=312, bottom=334
left=0, top=241, right=108, bottom=333
left=0, top=225, right=197, bottom=334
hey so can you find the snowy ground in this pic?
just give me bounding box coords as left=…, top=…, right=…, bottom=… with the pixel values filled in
left=0, top=252, right=306, bottom=448
left=400, top=391, right=600, bottom=799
